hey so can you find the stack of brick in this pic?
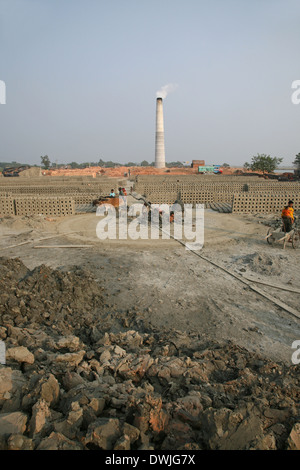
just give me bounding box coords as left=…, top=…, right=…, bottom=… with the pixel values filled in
left=134, top=176, right=300, bottom=211
left=0, top=197, right=15, bottom=216
left=232, top=192, right=300, bottom=214
left=72, top=194, right=99, bottom=204
left=0, top=185, right=117, bottom=196
left=14, top=197, right=75, bottom=217
left=181, top=191, right=234, bottom=205
left=145, top=192, right=178, bottom=205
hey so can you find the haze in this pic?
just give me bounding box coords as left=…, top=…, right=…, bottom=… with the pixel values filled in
left=1, top=0, right=300, bottom=167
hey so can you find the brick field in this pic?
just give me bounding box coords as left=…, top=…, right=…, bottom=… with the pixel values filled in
left=134, top=175, right=300, bottom=213
left=0, top=175, right=125, bottom=217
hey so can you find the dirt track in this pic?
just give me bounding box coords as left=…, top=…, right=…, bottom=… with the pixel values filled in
left=1, top=207, right=299, bottom=365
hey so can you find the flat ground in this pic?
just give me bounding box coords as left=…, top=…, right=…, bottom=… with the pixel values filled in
left=0, top=204, right=299, bottom=365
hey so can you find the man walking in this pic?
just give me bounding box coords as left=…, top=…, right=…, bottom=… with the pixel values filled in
left=281, top=200, right=295, bottom=232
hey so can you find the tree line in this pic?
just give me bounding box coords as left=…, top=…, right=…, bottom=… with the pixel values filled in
left=40, top=156, right=186, bottom=170
left=1, top=154, right=300, bottom=173
left=244, top=153, right=300, bottom=173
left=39, top=153, right=300, bottom=172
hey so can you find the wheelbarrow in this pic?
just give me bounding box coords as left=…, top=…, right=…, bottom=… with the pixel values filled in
left=265, top=223, right=300, bottom=249
left=93, top=196, right=126, bottom=210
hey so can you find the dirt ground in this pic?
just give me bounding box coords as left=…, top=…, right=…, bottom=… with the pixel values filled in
left=1, top=202, right=299, bottom=366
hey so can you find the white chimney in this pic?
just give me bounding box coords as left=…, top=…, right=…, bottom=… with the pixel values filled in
left=155, top=97, right=166, bottom=169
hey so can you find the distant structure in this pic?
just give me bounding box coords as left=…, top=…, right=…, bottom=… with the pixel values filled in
left=192, top=160, right=205, bottom=168
left=155, top=97, right=165, bottom=169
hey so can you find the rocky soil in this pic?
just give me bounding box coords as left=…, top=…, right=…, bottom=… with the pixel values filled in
left=0, top=256, right=299, bottom=451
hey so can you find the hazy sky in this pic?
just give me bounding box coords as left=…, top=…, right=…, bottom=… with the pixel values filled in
left=1, top=0, right=300, bottom=166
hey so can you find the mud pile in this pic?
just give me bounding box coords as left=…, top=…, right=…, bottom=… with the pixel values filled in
left=0, top=257, right=299, bottom=450
left=233, top=252, right=285, bottom=276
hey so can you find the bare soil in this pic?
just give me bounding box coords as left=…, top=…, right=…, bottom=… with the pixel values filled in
left=1, top=207, right=299, bottom=365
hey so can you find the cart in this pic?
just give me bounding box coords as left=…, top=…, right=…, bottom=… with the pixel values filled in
left=265, top=220, right=300, bottom=249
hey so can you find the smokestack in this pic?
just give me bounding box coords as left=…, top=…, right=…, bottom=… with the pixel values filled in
left=155, top=97, right=166, bottom=169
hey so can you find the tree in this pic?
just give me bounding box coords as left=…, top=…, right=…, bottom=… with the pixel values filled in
left=41, top=155, right=51, bottom=169
left=125, top=162, right=137, bottom=167
left=244, top=154, right=283, bottom=174
left=105, top=161, right=118, bottom=168
left=140, top=160, right=149, bottom=166
left=222, top=163, right=230, bottom=168
left=293, top=153, right=300, bottom=169
left=166, top=161, right=184, bottom=168
left=70, top=162, right=80, bottom=169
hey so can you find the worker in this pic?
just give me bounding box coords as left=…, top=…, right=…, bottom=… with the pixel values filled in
left=118, top=187, right=126, bottom=205
left=141, top=202, right=149, bottom=225
left=281, top=200, right=295, bottom=232
left=109, top=189, right=115, bottom=197
left=170, top=211, right=175, bottom=223
left=122, top=187, right=127, bottom=196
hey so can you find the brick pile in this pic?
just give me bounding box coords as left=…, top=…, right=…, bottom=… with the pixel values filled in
left=0, top=176, right=121, bottom=216
left=0, top=197, right=15, bottom=216
left=232, top=192, right=300, bottom=214
left=14, top=197, right=75, bottom=217
left=133, top=176, right=300, bottom=213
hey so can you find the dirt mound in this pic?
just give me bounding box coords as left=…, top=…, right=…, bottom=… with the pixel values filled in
left=44, top=166, right=257, bottom=178
left=0, top=257, right=105, bottom=338
left=19, top=167, right=42, bottom=178
left=234, top=253, right=284, bottom=276
left=0, top=257, right=299, bottom=450
left=0, top=215, right=54, bottom=231
left=45, top=166, right=200, bottom=178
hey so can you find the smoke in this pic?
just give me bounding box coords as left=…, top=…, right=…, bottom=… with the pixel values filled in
left=156, top=83, right=178, bottom=99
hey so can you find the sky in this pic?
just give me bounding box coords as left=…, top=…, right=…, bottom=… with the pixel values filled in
left=0, top=0, right=300, bottom=167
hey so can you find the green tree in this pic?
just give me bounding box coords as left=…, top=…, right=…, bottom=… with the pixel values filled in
left=41, top=155, right=51, bottom=169
left=106, top=161, right=118, bottom=168
left=245, top=154, right=283, bottom=173
left=293, top=153, right=300, bottom=169
left=70, top=162, right=80, bottom=169
left=166, top=161, right=184, bottom=168
left=140, top=160, right=149, bottom=166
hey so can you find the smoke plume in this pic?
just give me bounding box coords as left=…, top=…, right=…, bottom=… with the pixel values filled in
left=156, top=83, right=178, bottom=99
